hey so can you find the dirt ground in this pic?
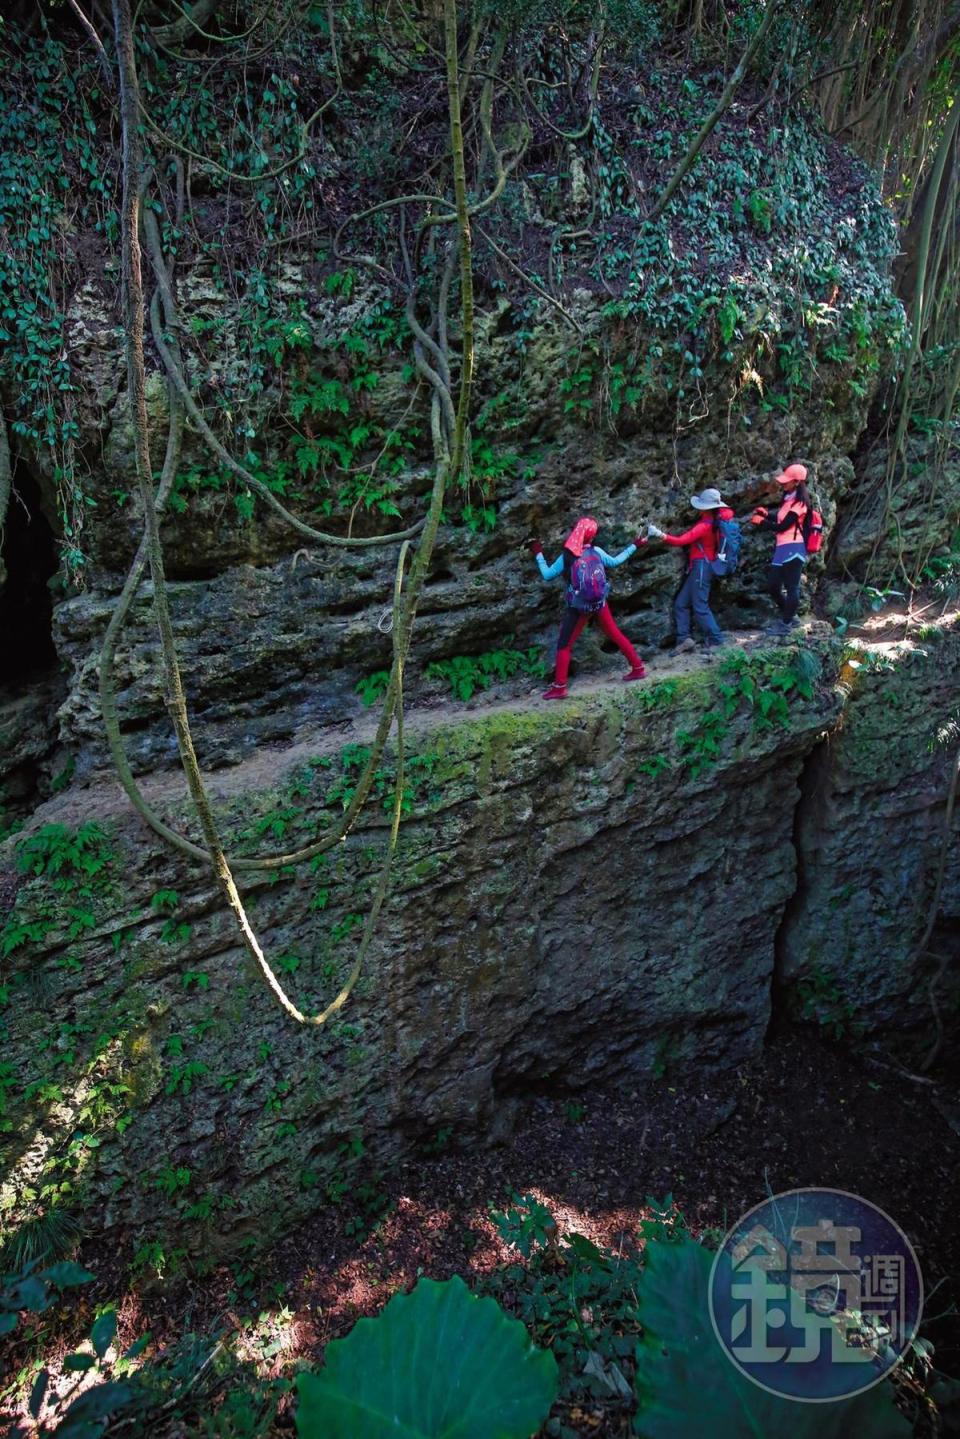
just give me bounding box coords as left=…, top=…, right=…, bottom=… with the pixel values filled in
left=6, top=1027, right=955, bottom=1436
left=275, top=1027, right=960, bottom=1358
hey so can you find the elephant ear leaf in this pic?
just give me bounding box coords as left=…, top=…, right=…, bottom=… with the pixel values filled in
left=633, top=1238, right=912, bottom=1439
left=296, top=1273, right=558, bottom=1439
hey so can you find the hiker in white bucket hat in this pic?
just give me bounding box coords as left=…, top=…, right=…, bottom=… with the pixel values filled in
left=647, top=488, right=734, bottom=654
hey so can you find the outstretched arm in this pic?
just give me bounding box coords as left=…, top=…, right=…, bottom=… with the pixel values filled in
left=528, top=541, right=564, bottom=581
left=537, top=553, right=564, bottom=580
left=660, top=518, right=711, bottom=548
left=594, top=543, right=638, bottom=567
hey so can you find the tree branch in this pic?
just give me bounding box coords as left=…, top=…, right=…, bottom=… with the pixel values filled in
left=66, top=0, right=115, bottom=87
left=103, top=0, right=480, bottom=1026
left=648, top=0, right=781, bottom=225
left=143, top=209, right=426, bottom=549
left=0, top=412, right=10, bottom=589
left=475, top=223, right=583, bottom=333
left=150, top=0, right=220, bottom=47
left=139, top=3, right=341, bottom=185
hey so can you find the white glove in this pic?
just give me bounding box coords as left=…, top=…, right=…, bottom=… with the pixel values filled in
left=647, top=522, right=665, bottom=539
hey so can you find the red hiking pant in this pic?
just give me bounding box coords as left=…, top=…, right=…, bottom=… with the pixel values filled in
left=554, top=604, right=642, bottom=685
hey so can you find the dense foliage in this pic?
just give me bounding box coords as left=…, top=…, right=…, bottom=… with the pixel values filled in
left=2, top=1208, right=932, bottom=1437
left=1, top=0, right=956, bottom=583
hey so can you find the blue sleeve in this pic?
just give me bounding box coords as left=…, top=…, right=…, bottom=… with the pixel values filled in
left=595, top=544, right=637, bottom=568
left=536, top=553, right=564, bottom=581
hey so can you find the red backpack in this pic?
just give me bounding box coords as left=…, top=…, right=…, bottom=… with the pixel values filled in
left=804, top=507, right=824, bottom=555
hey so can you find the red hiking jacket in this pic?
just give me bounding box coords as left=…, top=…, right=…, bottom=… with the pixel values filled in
left=661, top=508, right=735, bottom=568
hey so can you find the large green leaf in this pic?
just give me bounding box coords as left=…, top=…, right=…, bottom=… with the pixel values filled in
left=296, top=1274, right=557, bottom=1439
left=634, top=1238, right=912, bottom=1439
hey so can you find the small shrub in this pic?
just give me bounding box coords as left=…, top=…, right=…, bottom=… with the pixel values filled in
left=355, top=670, right=391, bottom=707
left=426, top=645, right=546, bottom=701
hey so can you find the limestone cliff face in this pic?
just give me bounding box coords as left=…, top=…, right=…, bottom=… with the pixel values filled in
left=2, top=271, right=957, bottom=1270
left=36, top=279, right=859, bottom=781
left=2, top=635, right=957, bottom=1256
left=779, top=630, right=960, bottom=1042
left=2, top=653, right=830, bottom=1246
left=0, top=39, right=925, bottom=828
left=5, top=219, right=879, bottom=805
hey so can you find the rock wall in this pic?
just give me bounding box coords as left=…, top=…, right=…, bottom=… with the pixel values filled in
left=39, top=280, right=862, bottom=784
left=0, top=101, right=915, bottom=818
left=2, top=633, right=958, bottom=1260
left=3, top=20, right=958, bottom=1267
left=0, top=648, right=835, bottom=1253
left=3, top=630, right=955, bottom=1260
left=778, top=629, right=960, bottom=1045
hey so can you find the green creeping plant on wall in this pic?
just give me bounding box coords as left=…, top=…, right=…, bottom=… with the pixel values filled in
left=426, top=645, right=547, bottom=701
left=1, top=823, right=115, bottom=960
left=13, top=822, right=112, bottom=883
left=673, top=647, right=825, bottom=777
left=355, top=670, right=391, bottom=707
left=597, top=90, right=905, bottom=414
left=794, top=965, right=857, bottom=1040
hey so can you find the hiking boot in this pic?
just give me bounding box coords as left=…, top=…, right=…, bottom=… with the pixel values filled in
left=622, top=666, right=646, bottom=682
left=765, top=619, right=793, bottom=636
left=669, top=637, right=697, bottom=656
left=542, top=684, right=568, bottom=701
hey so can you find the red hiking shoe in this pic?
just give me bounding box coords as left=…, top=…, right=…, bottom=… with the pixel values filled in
left=623, top=666, right=646, bottom=682
left=542, top=684, right=568, bottom=701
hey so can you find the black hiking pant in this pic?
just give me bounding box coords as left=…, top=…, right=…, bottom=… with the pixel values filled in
left=767, top=557, right=804, bottom=622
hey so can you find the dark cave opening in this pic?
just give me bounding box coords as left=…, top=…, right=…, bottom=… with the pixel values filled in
left=1, top=468, right=59, bottom=685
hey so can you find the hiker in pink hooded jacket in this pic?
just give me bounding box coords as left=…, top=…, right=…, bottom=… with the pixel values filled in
left=528, top=516, right=646, bottom=701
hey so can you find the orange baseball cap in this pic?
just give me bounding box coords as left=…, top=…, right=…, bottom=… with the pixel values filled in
left=775, top=463, right=808, bottom=486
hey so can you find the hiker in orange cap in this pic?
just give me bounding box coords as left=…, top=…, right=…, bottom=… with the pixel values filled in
left=750, top=463, right=814, bottom=634
left=528, top=516, right=646, bottom=700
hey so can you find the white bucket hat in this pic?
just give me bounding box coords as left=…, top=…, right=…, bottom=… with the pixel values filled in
left=691, top=488, right=725, bottom=510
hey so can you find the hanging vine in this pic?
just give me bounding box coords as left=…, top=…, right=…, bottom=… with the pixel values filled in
left=108, top=0, right=476, bottom=1023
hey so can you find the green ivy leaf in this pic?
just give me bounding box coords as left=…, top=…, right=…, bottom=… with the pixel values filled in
left=64, top=1352, right=96, bottom=1372
left=91, top=1308, right=117, bottom=1359
left=29, top=1367, right=49, bottom=1420
left=42, top=1261, right=95, bottom=1288
left=57, top=1379, right=139, bottom=1429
